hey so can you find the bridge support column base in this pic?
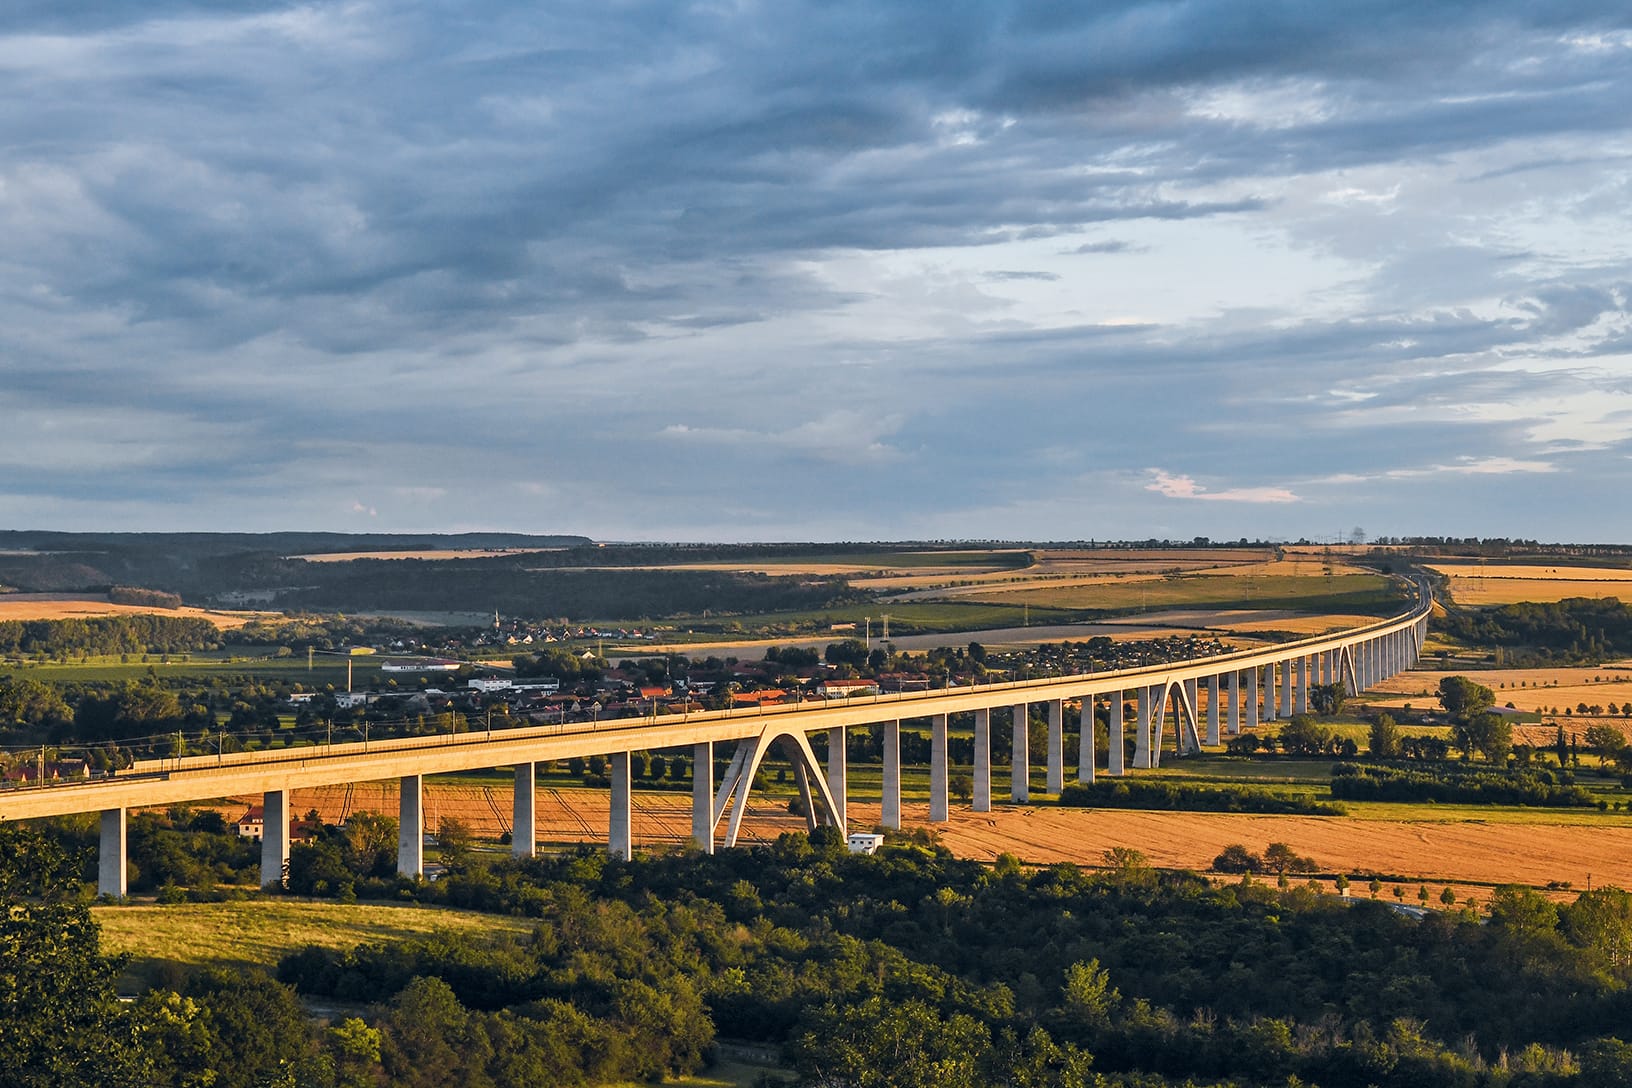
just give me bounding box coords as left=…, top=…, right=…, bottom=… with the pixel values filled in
left=98, top=808, right=126, bottom=898
left=261, top=788, right=290, bottom=888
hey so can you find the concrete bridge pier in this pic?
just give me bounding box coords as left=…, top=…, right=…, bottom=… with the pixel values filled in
left=1247, top=668, right=1260, bottom=730
left=929, top=714, right=949, bottom=822
left=882, top=720, right=902, bottom=829
left=1206, top=675, right=1220, bottom=745
left=1226, top=671, right=1240, bottom=735
left=1046, top=700, right=1064, bottom=794
left=261, top=788, right=289, bottom=888
left=1296, top=656, right=1309, bottom=715
left=98, top=808, right=126, bottom=898
left=1107, top=690, right=1125, bottom=775
left=1079, top=696, right=1096, bottom=783
left=1183, top=678, right=1200, bottom=753
left=693, top=741, right=715, bottom=852
left=1133, top=686, right=1153, bottom=769
left=973, top=708, right=991, bottom=811
left=1280, top=661, right=1293, bottom=719
left=609, top=752, right=632, bottom=860
left=1011, top=702, right=1030, bottom=803
left=398, top=775, right=423, bottom=878
left=512, top=763, right=535, bottom=859
left=825, top=728, right=846, bottom=831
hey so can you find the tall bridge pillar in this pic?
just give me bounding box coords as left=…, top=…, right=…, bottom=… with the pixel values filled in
left=882, top=720, right=902, bottom=829
left=98, top=807, right=126, bottom=898
left=1011, top=702, right=1030, bottom=802
left=512, top=763, right=535, bottom=858
left=1046, top=700, right=1064, bottom=794
left=1133, top=686, right=1153, bottom=769
left=1206, top=675, right=1221, bottom=745
left=1247, top=668, right=1260, bottom=730
left=929, top=714, right=949, bottom=822
left=261, top=788, right=289, bottom=888
left=398, top=775, right=423, bottom=878
left=609, top=751, right=632, bottom=860
left=1226, top=670, right=1240, bottom=735
left=1280, top=660, right=1293, bottom=719
left=973, top=708, right=991, bottom=811
left=825, top=728, right=847, bottom=830
left=1107, top=690, right=1125, bottom=775
left=693, top=741, right=715, bottom=852
left=1079, top=696, right=1096, bottom=783
left=1296, top=656, right=1309, bottom=715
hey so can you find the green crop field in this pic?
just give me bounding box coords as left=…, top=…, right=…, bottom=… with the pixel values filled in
left=8, top=649, right=376, bottom=686
left=632, top=601, right=1080, bottom=642
left=92, top=899, right=538, bottom=989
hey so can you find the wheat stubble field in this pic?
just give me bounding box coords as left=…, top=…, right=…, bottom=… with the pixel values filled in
left=0, top=592, right=266, bottom=628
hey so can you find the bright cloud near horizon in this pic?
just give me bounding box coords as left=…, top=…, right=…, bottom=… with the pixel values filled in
left=2, top=1, right=1631, bottom=542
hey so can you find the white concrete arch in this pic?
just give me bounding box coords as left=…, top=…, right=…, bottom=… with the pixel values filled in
left=1137, top=679, right=1203, bottom=768
left=711, top=723, right=843, bottom=849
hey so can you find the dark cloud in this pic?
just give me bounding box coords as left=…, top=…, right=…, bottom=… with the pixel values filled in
left=1, top=0, right=1630, bottom=538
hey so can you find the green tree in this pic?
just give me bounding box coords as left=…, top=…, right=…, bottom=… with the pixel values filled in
left=0, top=825, right=145, bottom=1088
left=1438, top=675, right=1496, bottom=721
left=793, top=996, right=988, bottom=1088
left=1059, top=958, right=1120, bottom=1031
left=1453, top=711, right=1513, bottom=762
left=1585, top=724, right=1627, bottom=760
left=1368, top=713, right=1402, bottom=759
left=1309, top=682, right=1348, bottom=717
left=184, top=968, right=321, bottom=1088
left=1277, top=714, right=1332, bottom=755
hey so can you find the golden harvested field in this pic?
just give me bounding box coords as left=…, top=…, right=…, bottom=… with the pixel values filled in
left=932, top=806, right=1632, bottom=890
left=0, top=593, right=267, bottom=629
left=1428, top=562, right=1632, bottom=606
left=1369, top=667, right=1632, bottom=712
left=239, top=784, right=1632, bottom=893
left=1208, top=613, right=1383, bottom=636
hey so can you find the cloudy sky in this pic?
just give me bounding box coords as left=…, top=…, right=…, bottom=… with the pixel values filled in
left=3, top=1, right=1631, bottom=542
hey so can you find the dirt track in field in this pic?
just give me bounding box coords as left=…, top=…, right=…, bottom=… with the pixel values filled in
left=245, top=784, right=1632, bottom=891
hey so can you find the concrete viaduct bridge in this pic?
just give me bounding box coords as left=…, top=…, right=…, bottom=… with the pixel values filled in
left=0, top=581, right=1432, bottom=896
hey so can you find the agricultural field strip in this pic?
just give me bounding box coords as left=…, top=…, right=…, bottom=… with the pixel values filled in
left=1427, top=563, right=1632, bottom=581
left=93, top=900, right=539, bottom=971
left=0, top=594, right=269, bottom=629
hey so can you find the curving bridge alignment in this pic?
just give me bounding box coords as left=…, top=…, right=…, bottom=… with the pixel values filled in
left=1, top=581, right=1432, bottom=896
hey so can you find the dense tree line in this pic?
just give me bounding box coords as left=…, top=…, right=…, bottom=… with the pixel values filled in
left=1330, top=762, right=1597, bottom=807
left=278, top=565, right=864, bottom=620
left=1440, top=597, right=1632, bottom=664
left=0, top=615, right=222, bottom=659
left=1059, top=779, right=1343, bottom=815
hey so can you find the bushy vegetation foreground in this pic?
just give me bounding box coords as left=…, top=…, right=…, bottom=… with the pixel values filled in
left=15, top=824, right=1632, bottom=1087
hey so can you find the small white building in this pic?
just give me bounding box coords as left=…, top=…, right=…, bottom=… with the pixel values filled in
left=847, top=833, right=885, bottom=856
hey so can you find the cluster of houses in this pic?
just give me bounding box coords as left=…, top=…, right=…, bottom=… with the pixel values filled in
left=283, top=654, right=944, bottom=729
left=407, top=616, right=660, bottom=657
